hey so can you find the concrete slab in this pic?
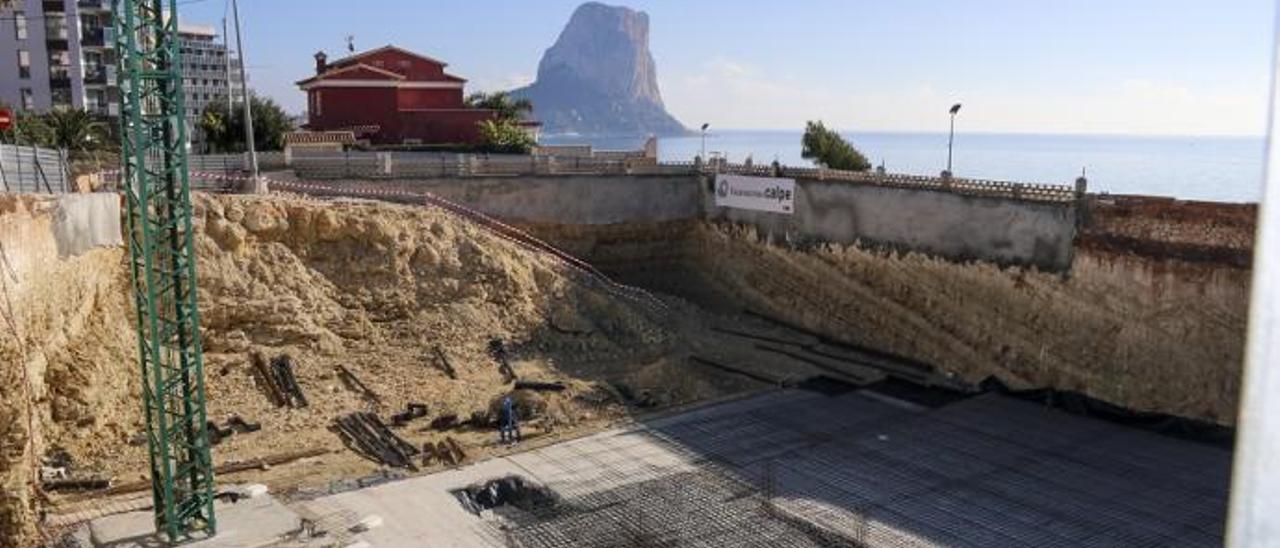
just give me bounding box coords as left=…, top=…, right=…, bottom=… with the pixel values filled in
left=291, top=390, right=1232, bottom=547
left=88, top=494, right=300, bottom=548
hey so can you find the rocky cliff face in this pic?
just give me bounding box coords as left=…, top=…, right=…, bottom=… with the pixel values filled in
left=514, top=2, right=686, bottom=137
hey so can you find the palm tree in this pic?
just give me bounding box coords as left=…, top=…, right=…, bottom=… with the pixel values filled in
left=464, top=91, right=533, bottom=122
left=42, top=109, right=109, bottom=154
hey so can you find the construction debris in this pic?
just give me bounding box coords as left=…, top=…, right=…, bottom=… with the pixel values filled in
left=207, top=414, right=262, bottom=446
left=451, top=475, right=559, bottom=516
left=251, top=352, right=309, bottom=408
left=426, top=414, right=459, bottom=431
left=73, top=448, right=331, bottom=499
left=514, top=380, right=567, bottom=392
left=336, top=365, right=381, bottom=403
left=41, top=477, right=111, bottom=492
left=431, top=345, right=457, bottom=379
left=390, top=403, right=429, bottom=427
left=488, top=338, right=517, bottom=383
left=422, top=437, right=467, bottom=467
left=334, top=412, right=419, bottom=470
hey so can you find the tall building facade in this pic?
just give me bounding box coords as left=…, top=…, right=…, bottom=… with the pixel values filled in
left=177, top=21, right=244, bottom=149
left=0, top=0, right=118, bottom=117
left=0, top=3, right=243, bottom=148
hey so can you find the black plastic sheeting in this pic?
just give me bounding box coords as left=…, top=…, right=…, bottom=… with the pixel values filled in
left=977, top=376, right=1235, bottom=448
left=452, top=475, right=561, bottom=516
left=865, top=376, right=1234, bottom=447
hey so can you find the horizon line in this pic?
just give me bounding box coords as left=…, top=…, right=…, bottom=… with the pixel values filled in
left=685, top=128, right=1266, bottom=140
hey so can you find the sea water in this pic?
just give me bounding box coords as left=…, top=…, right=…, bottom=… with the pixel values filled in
left=543, top=130, right=1266, bottom=203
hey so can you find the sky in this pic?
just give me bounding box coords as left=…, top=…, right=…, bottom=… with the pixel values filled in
left=180, top=0, right=1277, bottom=136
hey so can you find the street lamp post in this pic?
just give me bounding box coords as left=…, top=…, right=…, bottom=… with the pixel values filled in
left=946, top=103, right=962, bottom=176
left=700, top=123, right=710, bottom=161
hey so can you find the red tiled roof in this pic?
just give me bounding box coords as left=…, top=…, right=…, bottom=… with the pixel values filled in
left=329, top=45, right=449, bottom=70
left=296, top=63, right=406, bottom=86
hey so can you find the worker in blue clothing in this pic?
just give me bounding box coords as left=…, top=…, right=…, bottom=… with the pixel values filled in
left=498, top=395, right=521, bottom=445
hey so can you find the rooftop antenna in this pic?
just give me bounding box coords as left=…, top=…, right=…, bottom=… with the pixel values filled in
left=346, top=35, right=356, bottom=53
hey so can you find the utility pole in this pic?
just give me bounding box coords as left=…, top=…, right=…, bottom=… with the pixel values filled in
left=230, top=0, right=262, bottom=192
left=222, top=17, right=233, bottom=116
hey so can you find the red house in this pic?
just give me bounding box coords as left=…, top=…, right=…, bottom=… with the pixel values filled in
left=297, top=45, right=498, bottom=145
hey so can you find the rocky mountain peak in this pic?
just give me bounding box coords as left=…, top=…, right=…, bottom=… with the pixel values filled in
left=514, top=2, right=686, bottom=136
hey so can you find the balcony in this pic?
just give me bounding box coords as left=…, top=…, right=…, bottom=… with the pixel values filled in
left=88, top=101, right=119, bottom=117
left=77, top=0, right=111, bottom=11
left=82, top=27, right=114, bottom=47
left=84, top=65, right=115, bottom=85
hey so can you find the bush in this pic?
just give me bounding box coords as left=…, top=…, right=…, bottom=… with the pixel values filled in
left=199, top=94, right=294, bottom=153
left=801, top=120, right=870, bottom=171
left=476, top=119, right=535, bottom=154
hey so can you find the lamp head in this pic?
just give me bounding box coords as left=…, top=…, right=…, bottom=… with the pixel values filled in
left=949, top=103, right=962, bottom=115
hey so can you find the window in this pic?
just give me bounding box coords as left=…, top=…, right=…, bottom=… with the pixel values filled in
left=49, top=51, right=70, bottom=68
left=17, top=50, right=29, bottom=78
left=20, top=88, right=33, bottom=110
left=313, top=92, right=322, bottom=116
left=14, top=12, right=26, bottom=40
left=51, top=88, right=71, bottom=108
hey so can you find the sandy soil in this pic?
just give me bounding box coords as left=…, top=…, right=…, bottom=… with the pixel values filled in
left=529, top=199, right=1252, bottom=425
left=1, top=190, right=1254, bottom=546
left=2, top=193, right=791, bottom=546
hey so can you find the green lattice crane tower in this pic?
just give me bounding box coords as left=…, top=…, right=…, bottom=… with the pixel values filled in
left=115, top=0, right=217, bottom=541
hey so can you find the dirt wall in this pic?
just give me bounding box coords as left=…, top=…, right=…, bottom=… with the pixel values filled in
left=0, top=196, right=136, bottom=547
left=524, top=200, right=1252, bottom=425
left=1, top=192, right=688, bottom=546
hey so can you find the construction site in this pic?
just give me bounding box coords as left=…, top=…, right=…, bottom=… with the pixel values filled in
left=0, top=156, right=1253, bottom=547
left=0, top=3, right=1261, bottom=547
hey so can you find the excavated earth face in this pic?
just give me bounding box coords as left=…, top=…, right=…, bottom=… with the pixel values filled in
left=0, top=190, right=1254, bottom=546
left=528, top=195, right=1253, bottom=425
left=1, top=193, right=749, bottom=547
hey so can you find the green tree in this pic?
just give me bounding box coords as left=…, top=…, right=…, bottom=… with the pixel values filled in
left=801, top=120, right=870, bottom=172
left=41, top=108, right=111, bottom=153
left=476, top=119, right=535, bottom=154
left=464, top=91, right=533, bottom=122
left=199, top=94, right=294, bottom=153
left=0, top=106, right=114, bottom=158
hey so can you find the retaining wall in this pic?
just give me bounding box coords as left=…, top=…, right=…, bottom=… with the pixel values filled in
left=700, top=175, right=1079, bottom=271
left=318, top=171, right=1079, bottom=271
left=317, top=175, right=701, bottom=225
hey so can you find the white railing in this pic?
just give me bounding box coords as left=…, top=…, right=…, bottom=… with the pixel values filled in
left=186, top=151, right=1078, bottom=204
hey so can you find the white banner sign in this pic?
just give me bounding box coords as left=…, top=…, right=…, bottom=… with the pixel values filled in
left=714, top=174, right=796, bottom=214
